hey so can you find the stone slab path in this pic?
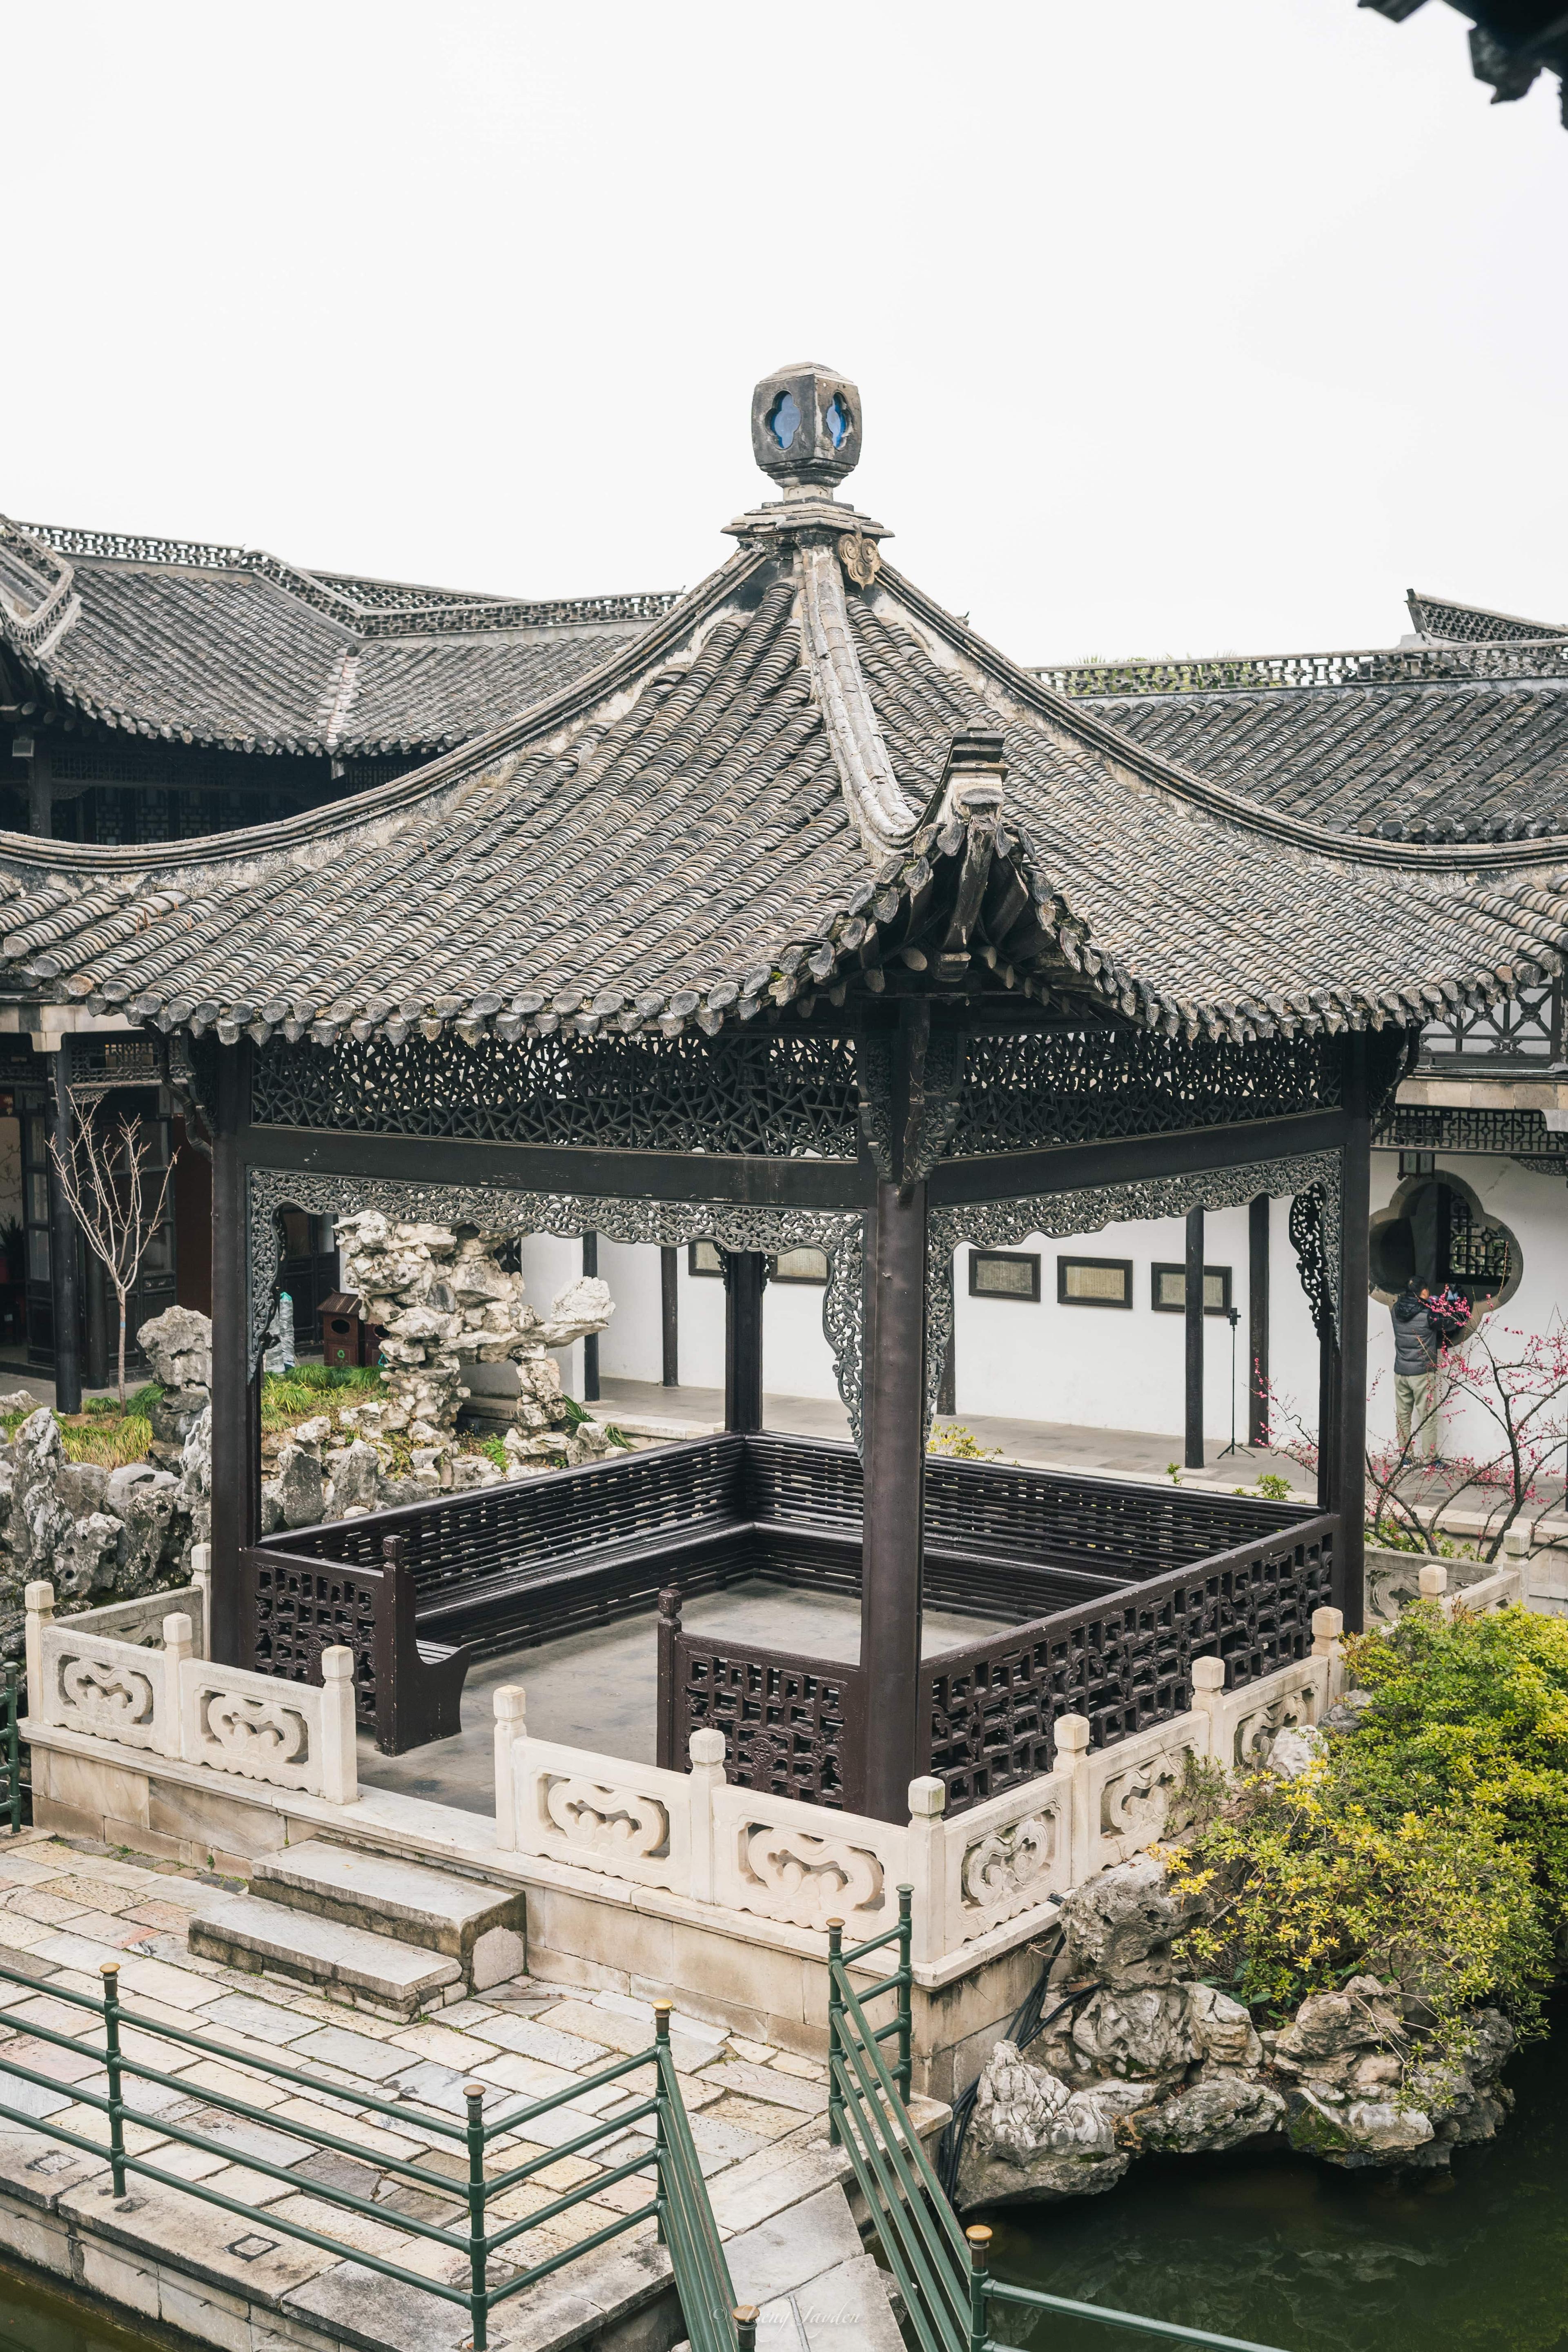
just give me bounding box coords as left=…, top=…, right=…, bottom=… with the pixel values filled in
left=0, top=1827, right=933, bottom=2351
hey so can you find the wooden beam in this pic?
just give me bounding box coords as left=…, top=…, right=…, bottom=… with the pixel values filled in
left=926, top=1108, right=1349, bottom=1207
left=1184, top=1206, right=1205, bottom=1471
left=241, top=1122, right=872, bottom=1211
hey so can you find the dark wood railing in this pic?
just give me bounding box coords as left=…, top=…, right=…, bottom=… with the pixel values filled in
left=254, top=1433, right=1323, bottom=1800
left=240, top=1532, right=473, bottom=1756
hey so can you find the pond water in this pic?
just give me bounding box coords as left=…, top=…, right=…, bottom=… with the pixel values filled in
left=0, top=2272, right=159, bottom=2352
left=987, top=1998, right=1568, bottom=2352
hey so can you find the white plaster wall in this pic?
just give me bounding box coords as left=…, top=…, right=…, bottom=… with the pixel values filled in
left=1364, top=1149, right=1568, bottom=1460
left=595, top=1239, right=727, bottom=1393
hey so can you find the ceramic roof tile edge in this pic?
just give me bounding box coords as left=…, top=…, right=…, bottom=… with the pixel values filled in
left=1, top=540, right=1567, bottom=1049
left=0, top=544, right=762, bottom=877
left=882, top=561, right=1568, bottom=875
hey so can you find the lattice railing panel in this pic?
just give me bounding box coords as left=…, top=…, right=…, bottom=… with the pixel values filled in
left=924, top=1520, right=1335, bottom=1813
left=1419, top=984, right=1560, bottom=1064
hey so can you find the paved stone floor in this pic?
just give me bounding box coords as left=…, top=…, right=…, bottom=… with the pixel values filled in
left=597, top=1375, right=1311, bottom=1488
left=0, top=1826, right=902, bottom=2349
left=358, top=1579, right=999, bottom=1811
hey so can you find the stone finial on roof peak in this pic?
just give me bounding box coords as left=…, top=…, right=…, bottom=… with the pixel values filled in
left=751, top=361, right=861, bottom=497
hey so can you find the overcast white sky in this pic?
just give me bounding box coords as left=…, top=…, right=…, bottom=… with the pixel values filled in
left=5, top=2, right=1563, bottom=665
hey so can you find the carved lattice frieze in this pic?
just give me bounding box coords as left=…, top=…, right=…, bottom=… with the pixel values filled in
left=947, top=1031, right=1343, bottom=1159
left=246, top=1169, right=867, bottom=1440
left=252, top=1031, right=862, bottom=1159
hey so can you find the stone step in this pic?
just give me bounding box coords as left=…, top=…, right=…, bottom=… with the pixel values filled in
left=188, top=1890, right=463, bottom=2019
left=248, top=1840, right=526, bottom=1991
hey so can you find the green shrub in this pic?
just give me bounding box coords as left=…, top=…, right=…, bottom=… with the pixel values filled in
left=1161, top=1603, right=1568, bottom=2058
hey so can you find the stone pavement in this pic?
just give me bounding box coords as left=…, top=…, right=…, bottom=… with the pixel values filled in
left=0, top=1827, right=923, bottom=2349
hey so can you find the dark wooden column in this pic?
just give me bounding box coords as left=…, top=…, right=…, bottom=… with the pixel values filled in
left=26, top=741, right=53, bottom=840
left=862, top=1176, right=927, bottom=1820
left=84, top=1256, right=111, bottom=1394
left=581, top=1232, right=599, bottom=1402
left=46, top=1051, right=82, bottom=1413
left=1247, top=1194, right=1270, bottom=1448
left=1183, top=1205, right=1205, bottom=1470
left=724, top=1252, right=765, bottom=1432
left=209, top=1044, right=255, bottom=1667
left=1334, top=1040, right=1371, bottom=1632
left=661, top=1245, right=679, bottom=1387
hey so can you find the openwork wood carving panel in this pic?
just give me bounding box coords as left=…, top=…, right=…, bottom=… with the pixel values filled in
left=947, top=1031, right=1344, bottom=1158
left=243, top=1550, right=380, bottom=1731
left=247, top=1169, right=867, bottom=1437
left=252, top=1031, right=862, bottom=1159
left=924, top=1519, right=1334, bottom=1812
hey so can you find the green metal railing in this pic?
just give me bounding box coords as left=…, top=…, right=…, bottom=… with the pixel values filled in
left=0, top=1957, right=751, bottom=2350
left=824, top=1904, right=1291, bottom=2352
left=0, top=1666, right=20, bottom=1834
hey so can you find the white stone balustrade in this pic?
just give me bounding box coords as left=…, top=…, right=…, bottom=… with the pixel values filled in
left=24, top=1580, right=356, bottom=1804
left=494, top=1607, right=1356, bottom=1971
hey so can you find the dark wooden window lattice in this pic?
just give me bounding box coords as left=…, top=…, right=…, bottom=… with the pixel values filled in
left=252, top=1030, right=863, bottom=1158
left=1419, top=984, right=1561, bottom=1065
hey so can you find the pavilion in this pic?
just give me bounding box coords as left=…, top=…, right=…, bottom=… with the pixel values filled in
left=5, top=361, right=1568, bottom=1823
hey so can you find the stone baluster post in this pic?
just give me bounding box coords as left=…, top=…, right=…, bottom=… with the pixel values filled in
left=492, top=1685, right=526, bottom=1850
left=1054, top=1712, right=1092, bottom=1885
left=905, top=1775, right=947, bottom=1967
left=1312, top=1603, right=1345, bottom=1704
left=319, top=1647, right=357, bottom=1807
left=1189, top=1655, right=1226, bottom=1764
left=688, top=1728, right=727, bottom=1904
left=190, top=1543, right=212, bottom=1660
left=161, top=1614, right=193, bottom=1760
left=24, top=1582, right=54, bottom=1723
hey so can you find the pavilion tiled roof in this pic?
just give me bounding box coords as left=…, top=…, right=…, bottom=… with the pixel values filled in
left=0, top=515, right=676, bottom=758
left=0, top=474, right=1566, bottom=1053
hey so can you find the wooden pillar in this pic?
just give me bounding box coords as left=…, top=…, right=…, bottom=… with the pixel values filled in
left=861, top=1177, right=927, bottom=1822
left=1183, top=1205, right=1205, bottom=1471
left=1335, top=1041, right=1371, bottom=1633
left=724, top=1252, right=764, bottom=1432
left=660, top=1245, right=679, bottom=1388
left=46, top=1051, right=81, bottom=1415
left=1247, top=1194, right=1270, bottom=1448
left=209, top=1044, right=255, bottom=1668
left=581, top=1232, right=599, bottom=1402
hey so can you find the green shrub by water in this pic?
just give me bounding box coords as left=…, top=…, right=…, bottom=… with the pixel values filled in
left=1163, top=1602, right=1568, bottom=2060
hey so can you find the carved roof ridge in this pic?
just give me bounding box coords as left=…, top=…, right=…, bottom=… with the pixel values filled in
left=794, top=540, right=918, bottom=860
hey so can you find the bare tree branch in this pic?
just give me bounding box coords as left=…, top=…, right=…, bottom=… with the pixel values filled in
left=49, top=1111, right=178, bottom=1405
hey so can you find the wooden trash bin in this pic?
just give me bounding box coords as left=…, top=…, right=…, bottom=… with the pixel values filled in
left=320, top=1291, right=370, bottom=1369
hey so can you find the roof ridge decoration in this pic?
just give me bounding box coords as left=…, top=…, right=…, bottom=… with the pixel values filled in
left=1405, top=588, right=1568, bottom=645
left=0, top=520, right=80, bottom=661
left=9, top=517, right=678, bottom=641
left=1036, top=635, right=1568, bottom=699
left=735, top=361, right=920, bottom=862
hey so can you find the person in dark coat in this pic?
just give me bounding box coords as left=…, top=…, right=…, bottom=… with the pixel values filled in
left=1392, top=1281, right=1442, bottom=1462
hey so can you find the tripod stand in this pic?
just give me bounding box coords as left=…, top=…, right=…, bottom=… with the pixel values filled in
left=1217, top=1304, right=1250, bottom=1461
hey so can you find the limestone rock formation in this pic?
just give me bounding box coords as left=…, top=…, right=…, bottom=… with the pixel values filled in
left=332, top=1213, right=615, bottom=1482
left=958, top=1857, right=1516, bottom=2210
left=136, top=1307, right=214, bottom=1454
